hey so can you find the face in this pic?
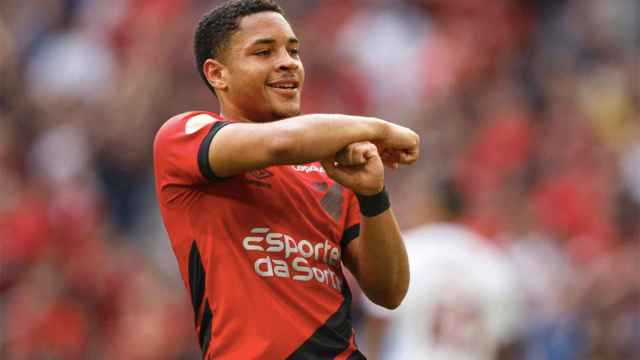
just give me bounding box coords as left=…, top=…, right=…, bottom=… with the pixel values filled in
left=212, top=12, right=305, bottom=122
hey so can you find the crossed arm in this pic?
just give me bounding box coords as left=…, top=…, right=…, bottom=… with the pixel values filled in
left=209, top=114, right=419, bottom=309
left=209, top=114, right=418, bottom=178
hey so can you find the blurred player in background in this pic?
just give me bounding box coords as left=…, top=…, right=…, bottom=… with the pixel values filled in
left=362, top=182, right=523, bottom=360
left=153, top=0, right=420, bottom=358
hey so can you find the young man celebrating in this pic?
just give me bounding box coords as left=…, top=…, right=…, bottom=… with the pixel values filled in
left=153, top=1, right=420, bottom=358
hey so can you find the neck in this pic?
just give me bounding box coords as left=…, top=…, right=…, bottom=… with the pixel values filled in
left=219, top=101, right=251, bottom=123
left=219, top=98, right=277, bottom=123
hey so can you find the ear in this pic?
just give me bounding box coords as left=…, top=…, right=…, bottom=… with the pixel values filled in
left=204, top=59, right=228, bottom=92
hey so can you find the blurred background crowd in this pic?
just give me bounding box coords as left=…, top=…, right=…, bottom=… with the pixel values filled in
left=1, top=0, right=638, bottom=359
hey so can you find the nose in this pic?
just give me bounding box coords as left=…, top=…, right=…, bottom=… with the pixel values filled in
left=276, top=50, right=299, bottom=71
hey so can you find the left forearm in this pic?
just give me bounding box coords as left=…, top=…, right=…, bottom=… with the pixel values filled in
left=349, top=209, right=409, bottom=309
left=325, top=141, right=414, bottom=309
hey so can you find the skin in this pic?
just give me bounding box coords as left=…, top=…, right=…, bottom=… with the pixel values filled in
left=205, top=12, right=304, bottom=122
left=201, top=11, right=412, bottom=309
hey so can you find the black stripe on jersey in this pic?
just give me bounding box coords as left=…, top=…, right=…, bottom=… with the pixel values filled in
left=286, top=282, right=357, bottom=360
left=199, top=299, right=213, bottom=356
left=340, top=224, right=360, bottom=249
left=197, top=121, right=231, bottom=181
left=188, top=241, right=206, bottom=324
left=347, top=350, right=367, bottom=359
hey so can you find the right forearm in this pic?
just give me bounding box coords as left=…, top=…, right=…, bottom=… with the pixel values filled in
left=270, top=114, right=389, bottom=165
left=207, top=113, right=416, bottom=178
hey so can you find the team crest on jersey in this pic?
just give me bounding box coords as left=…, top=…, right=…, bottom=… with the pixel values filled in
left=250, top=169, right=273, bottom=179
left=244, top=169, right=273, bottom=189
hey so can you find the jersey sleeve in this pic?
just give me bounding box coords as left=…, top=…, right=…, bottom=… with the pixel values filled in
left=340, top=190, right=361, bottom=249
left=153, top=112, right=230, bottom=190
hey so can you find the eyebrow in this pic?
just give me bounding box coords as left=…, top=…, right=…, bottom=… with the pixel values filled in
left=250, top=37, right=299, bottom=46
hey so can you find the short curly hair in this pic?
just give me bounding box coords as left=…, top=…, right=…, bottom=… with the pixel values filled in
left=194, top=0, right=284, bottom=94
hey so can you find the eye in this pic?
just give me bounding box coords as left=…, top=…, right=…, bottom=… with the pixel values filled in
left=289, top=48, right=300, bottom=57
left=254, top=49, right=272, bottom=56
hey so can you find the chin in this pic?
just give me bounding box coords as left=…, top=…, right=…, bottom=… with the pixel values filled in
left=271, top=106, right=301, bottom=120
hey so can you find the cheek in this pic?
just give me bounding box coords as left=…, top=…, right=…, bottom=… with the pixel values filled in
left=299, top=65, right=306, bottom=87
left=230, top=78, right=268, bottom=110
left=229, top=63, right=265, bottom=92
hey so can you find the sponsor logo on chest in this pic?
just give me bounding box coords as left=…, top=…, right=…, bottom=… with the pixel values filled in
left=242, top=227, right=342, bottom=291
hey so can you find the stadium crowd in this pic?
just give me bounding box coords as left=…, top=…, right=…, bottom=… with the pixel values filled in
left=1, top=0, right=638, bottom=359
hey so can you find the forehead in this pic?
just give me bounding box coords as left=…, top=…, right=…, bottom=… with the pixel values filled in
left=231, top=12, right=296, bottom=48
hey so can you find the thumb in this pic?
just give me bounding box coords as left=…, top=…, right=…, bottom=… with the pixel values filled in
left=321, top=159, right=338, bottom=178
left=321, top=159, right=354, bottom=185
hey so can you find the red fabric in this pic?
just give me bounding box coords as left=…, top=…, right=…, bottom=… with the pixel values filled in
left=154, top=112, right=361, bottom=359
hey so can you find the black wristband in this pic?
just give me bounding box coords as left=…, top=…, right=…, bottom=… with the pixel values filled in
left=356, top=188, right=390, bottom=217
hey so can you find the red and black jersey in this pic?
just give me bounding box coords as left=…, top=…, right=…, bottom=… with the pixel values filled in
left=153, top=111, right=365, bottom=359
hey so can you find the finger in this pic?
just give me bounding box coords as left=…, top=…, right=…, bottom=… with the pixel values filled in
left=384, top=161, right=398, bottom=169
left=357, top=147, right=367, bottom=164
left=336, top=142, right=369, bottom=166
left=321, top=159, right=355, bottom=185
left=334, top=148, right=351, bottom=166
left=381, top=150, right=401, bottom=162
left=355, top=142, right=379, bottom=163
left=361, top=143, right=379, bottom=160
left=380, top=153, right=396, bottom=168
left=400, top=149, right=419, bottom=164
left=381, top=157, right=398, bottom=169
left=349, top=144, right=366, bottom=165
left=321, top=159, right=339, bottom=177
left=383, top=149, right=418, bottom=165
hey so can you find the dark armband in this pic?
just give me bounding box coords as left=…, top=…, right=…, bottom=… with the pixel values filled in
left=356, top=188, right=391, bottom=217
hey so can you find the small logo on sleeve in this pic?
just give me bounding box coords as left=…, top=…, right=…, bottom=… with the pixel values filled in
left=185, top=114, right=216, bottom=135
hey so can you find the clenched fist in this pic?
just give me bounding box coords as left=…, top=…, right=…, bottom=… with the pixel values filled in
left=378, top=123, right=420, bottom=168
left=322, top=142, right=384, bottom=196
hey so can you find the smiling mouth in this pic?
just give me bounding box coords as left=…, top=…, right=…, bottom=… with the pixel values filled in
left=268, top=84, right=297, bottom=90
left=266, top=80, right=300, bottom=91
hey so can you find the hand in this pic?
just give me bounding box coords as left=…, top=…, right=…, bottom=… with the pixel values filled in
left=322, top=142, right=384, bottom=196
left=378, top=123, right=420, bottom=167
left=336, top=141, right=404, bottom=170
left=334, top=141, right=371, bottom=167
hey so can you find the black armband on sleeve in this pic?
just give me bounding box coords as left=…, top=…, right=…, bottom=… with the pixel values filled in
left=356, top=188, right=391, bottom=217
left=198, top=121, right=231, bottom=181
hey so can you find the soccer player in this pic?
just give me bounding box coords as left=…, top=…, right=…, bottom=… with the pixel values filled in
left=362, top=183, right=522, bottom=360
left=153, top=1, right=420, bottom=358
